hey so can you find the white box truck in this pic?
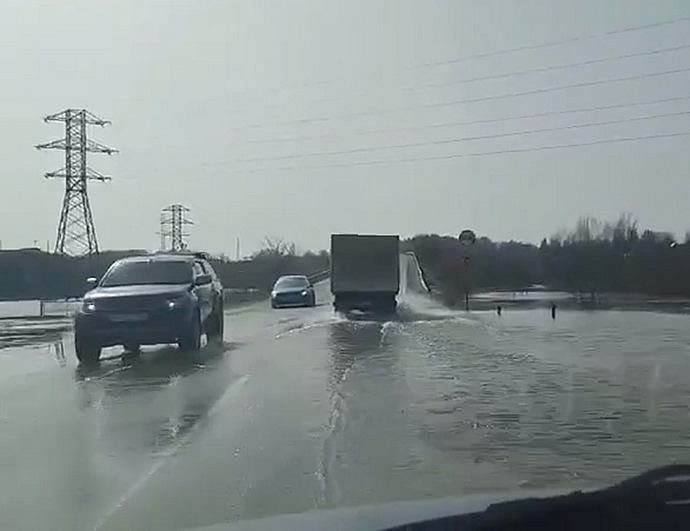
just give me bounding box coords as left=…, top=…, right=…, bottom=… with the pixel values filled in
left=330, top=234, right=400, bottom=313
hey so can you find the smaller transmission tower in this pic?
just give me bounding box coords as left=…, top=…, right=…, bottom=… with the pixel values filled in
left=161, top=204, right=193, bottom=251
left=36, top=109, right=116, bottom=256
left=156, top=213, right=169, bottom=251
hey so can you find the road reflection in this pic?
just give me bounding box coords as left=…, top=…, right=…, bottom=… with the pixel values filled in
left=74, top=341, right=236, bottom=458
left=0, top=318, right=69, bottom=350
left=327, top=320, right=387, bottom=387
left=74, top=343, right=225, bottom=384
left=53, top=339, right=66, bottom=367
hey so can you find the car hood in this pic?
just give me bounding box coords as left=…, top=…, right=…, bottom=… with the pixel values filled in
left=273, top=287, right=309, bottom=295
left=188, top=490, right=568, bottom=531
left=86, top=284, right=191, bottom=299
left=188, top=463, right=690, bottom=530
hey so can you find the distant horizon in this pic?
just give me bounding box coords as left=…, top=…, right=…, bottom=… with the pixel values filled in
left=0, top=217, right=682, bottom=258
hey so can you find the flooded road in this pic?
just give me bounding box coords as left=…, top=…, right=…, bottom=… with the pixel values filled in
left=2, top=275, right=690, bottom=530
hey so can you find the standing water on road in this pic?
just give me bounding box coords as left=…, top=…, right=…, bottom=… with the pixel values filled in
left=316, top=257, right=690, bottom=507
left=2, top=258, right=690, bottom=530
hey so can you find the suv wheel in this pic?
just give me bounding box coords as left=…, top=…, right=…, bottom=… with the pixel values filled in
left=217, top=305, right=224, bottom=343
left=209, top=302, right=224, bottom=345
left=75, top=335, right=101, bottom=364
left=179, top=312, right=201, bottom=351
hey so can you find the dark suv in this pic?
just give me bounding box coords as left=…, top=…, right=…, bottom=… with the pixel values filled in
left=74, top=253, right=224, bottom=363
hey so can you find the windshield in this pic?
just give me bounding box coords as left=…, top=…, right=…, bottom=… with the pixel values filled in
left=275, top=277, right=309, bottom=289
left=100, top=260, right=192, bottom=287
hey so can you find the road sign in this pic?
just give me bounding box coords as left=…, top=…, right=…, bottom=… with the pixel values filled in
left=459, top=229, right=476, bottom=246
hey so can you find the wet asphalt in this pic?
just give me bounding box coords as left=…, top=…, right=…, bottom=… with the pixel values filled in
left=3, top=263, right=690, bottom=530
left=0, top=282, right=344, bottom=530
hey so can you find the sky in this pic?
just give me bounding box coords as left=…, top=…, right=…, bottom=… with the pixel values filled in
left=1, top=0, right=690, bottom=256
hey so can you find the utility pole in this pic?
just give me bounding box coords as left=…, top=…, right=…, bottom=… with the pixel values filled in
left=236, top=237, right=240, bottom=260
left=36, top=109, right=116, bottom=256
left=161, top=204, right=193, bottom=251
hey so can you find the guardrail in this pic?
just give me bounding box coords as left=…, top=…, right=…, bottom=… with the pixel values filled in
left=40, top=300, right=81, bottom=317
left=0, top=299, right=80, bottom=320
left=223, top=287, right=266, bottom=304
left=308, top=269, right=331, bottom=283
left=3, top=273, right=333, bottom=318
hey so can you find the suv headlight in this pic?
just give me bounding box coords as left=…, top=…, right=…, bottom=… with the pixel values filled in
left=166, top=295, right=190, bottom=310
left=301, top=290, right=308, bottom=296
left=82, top=300, right=97, bottom=313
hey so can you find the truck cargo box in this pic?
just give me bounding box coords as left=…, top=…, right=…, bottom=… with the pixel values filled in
left=330, top=234, right=399, bottom=312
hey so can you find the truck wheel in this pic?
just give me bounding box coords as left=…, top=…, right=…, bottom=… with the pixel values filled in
left=179, top=312, right=201, bottom=351
left=75, top=335, right=101, bottom=364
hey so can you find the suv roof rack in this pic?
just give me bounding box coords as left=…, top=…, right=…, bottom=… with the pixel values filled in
left=151, top=250, right=210, bottom=260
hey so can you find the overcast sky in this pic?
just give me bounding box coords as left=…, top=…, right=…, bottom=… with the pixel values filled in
left=2, top=0, right=690, bottom=255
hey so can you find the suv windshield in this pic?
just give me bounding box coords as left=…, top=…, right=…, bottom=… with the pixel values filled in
left=100, top=260, right=192, bottom=287
left=275, top=277, right=308, bottom=289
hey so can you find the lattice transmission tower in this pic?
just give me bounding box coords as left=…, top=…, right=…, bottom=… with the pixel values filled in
left=161, top=204, right=193, bottom=251
left=156, top=213, right=169, bottom=251
left=36, top=109, right=117, bottom=256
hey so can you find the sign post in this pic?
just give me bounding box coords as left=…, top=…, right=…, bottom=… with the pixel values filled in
left=458, top=230, right=476, bottom=311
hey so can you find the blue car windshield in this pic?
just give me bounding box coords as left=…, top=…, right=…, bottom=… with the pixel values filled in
left=275, top=277, right=308, bottom=289
left=100, top=260, right=193, bottom=287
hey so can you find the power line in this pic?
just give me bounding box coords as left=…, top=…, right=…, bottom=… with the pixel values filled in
left=239, top=132, right=690, bottom=171
left=239, top=109, right=690, bottom=162
left=245, top=95, right=690, bottom=145
left=402, top=44, right=690, bottom=92
left=236, top=66, right=690, bottom=129
left=241, top=43, right=690, bottom=106
left=260, top=43, right=690, bottom=108
left=225, top=17, right=690, bottom=96
left=425, top=66, right=690, bottom=109
left=418, top=16, right=690, bottom=67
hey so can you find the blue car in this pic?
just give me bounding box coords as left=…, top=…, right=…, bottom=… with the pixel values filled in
left=271, top=275, right=316, bottom=309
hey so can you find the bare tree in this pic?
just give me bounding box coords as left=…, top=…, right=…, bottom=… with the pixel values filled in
left=570, top=216, right=600, bottom=242
left=254, top=237, right=297, bottom=258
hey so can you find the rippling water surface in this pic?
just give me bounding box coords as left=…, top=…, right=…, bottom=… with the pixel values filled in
left=322, top=297, right=690, bottom=502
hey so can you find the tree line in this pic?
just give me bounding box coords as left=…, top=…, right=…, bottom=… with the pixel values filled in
left=1, top=216, right=687, bottom=302
left=403, top=215, right=690, bottom=306
left=0, top=240, right=329, bottom=301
